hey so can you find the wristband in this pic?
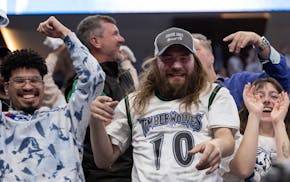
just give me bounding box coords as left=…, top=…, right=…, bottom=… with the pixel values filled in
left=257, top=36, right=270, bottom=52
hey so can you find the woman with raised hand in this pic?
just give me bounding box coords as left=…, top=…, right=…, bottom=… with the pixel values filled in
left=224, top=77, right=290, bottom=181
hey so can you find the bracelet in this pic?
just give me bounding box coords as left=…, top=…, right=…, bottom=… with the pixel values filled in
left=257, top=36, right=270, bottom=52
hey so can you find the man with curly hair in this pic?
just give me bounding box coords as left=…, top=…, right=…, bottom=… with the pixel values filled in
left=0, top=16, right=105, bottom=181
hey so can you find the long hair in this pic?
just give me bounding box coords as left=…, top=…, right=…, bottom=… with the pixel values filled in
left=239, top=77, right=290, bottom=137
left=133, top=54, right=209, bottom=115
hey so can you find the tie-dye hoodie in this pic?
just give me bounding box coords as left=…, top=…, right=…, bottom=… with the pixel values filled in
left=0, top=32, right=105, bottom=182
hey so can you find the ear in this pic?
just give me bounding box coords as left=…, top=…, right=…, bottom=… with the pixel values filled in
left=90, top=36, right=101, bottom=49
left=209, top=53, right=215, bottom=65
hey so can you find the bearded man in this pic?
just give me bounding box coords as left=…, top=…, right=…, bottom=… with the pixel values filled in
left=89, top=27, right=240, bottom=181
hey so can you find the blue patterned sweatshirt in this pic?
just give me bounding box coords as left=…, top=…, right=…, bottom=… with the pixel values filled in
left=0, top=32, right=105, bottom=182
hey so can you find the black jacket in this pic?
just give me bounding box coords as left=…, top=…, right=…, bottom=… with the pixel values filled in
left=67, top=61, right=135, bottom=182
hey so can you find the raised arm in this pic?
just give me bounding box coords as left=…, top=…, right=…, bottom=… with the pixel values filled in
left=223, top=31, right=270, bottom=57
left=37, top=16, right=71, bottom=39
left=229, top=83, right=264, bottom=178
left=271, top=92, right=290, bottom=161
left=37, top=16, right=105, bottom=143
left=223, top=31, right=290, bottom=92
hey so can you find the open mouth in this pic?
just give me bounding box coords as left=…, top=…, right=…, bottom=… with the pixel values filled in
left=263, top=107, right=272, bottom=113
left=23, top=94, right=35, bottom=99
left=18, top=91, right=40, bottom=103
left=21, top=94, right=38, bottom=103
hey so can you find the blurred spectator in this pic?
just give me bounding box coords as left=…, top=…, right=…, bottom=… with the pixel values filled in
left=119, top=45, right=139, bottom=89
left=245, top=48, right=263, bottom=73
left=262, top=159, right=290, bottom=182
left=227, top=55, right=244, bottom=76
left=43, top=36, right=75, bottom=90
left=42, top=37, right=75, bottom=108
left=0, top=46, right=11, bottom=111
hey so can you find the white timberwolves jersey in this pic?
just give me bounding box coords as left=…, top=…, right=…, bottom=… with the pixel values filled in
left=106, top=84, right=240, bottom=182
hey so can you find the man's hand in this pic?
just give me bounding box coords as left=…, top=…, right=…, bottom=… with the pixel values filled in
left=91, top=96, right=119, bottom=125
left=37, top=16, right=71, bottom=39
left=223, top=31, right=262, bottom=54
left=188, top=141, right=222, bottom=175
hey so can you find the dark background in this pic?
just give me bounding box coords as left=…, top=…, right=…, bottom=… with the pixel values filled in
left=1, top=12, right=289, bottom=72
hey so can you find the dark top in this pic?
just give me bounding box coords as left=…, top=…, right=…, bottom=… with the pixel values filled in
left=65, top=61, right=135, bottom=182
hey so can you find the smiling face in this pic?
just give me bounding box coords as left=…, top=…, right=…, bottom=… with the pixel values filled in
left=154, top=45, right=197, bottom=99
left=254, top=82, right=280, bottom=123
left=97, top=21, right=125, bottom=62
left=157, top=45, right=195, bottom=90
left=5, top=68, right=44, bottom=114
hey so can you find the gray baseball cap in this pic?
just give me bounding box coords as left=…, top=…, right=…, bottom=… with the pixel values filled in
left=154, top=27, right=195, bottom=56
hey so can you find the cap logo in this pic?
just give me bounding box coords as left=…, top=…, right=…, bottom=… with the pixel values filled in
left=154, top=27, right=195, bottom=56
left=165, top=32, right=184, bottom=42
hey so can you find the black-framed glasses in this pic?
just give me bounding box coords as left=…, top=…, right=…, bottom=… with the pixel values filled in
left=8, top=76, right=44, bottom=88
